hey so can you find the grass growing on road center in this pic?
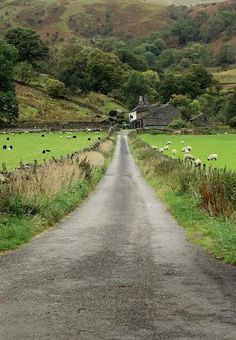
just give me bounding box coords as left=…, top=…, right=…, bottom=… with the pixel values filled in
left=129, top=134, right=236, bottom=265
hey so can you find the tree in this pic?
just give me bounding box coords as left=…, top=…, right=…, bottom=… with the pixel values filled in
left=5, top=28, right=48, bottom=63
left=115, top=49, right=148, bottom=71
left=122, top=71, right=157, bottom=109
left=14, top=62, right=34, bottom=84
left=46, top=79, right=65, bottom=98
left=223, top=89, right=236, bottom=123
left=86, top=49, right=125, bottom=94
left=0, top=39, right=18, bottom=123
left=170, top=19, right=199, bottom=45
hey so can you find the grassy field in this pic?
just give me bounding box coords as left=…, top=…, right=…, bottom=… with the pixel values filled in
left=0, top=131, right=106, bottom=171
left=140, top=133, right=236, bottom=170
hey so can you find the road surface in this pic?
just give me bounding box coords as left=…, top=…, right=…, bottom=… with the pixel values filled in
left=0, top=133, right=236, bottom=339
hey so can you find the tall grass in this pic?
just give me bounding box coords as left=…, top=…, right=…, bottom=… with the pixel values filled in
left=129, top=133, right=236, bottom=264
left=0, top=138, right=114, bottom=251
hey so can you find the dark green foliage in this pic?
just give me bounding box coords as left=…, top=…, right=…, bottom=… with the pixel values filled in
left=5, top=27, right=48, bottom=63
left=0, top=39, right=18, bottom=123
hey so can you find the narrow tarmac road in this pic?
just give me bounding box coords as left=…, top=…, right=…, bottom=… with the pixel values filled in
left=0, top=133, right=236, bottom=340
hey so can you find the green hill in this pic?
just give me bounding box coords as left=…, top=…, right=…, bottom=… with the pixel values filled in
left=16, top=74, right=127, bottom=124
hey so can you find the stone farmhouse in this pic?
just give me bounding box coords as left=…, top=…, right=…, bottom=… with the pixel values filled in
left=129, top=97, right=181, bottom=129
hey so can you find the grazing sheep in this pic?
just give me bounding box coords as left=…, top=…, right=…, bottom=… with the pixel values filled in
left=72, top=136, right=77, bottom=139
left=88, top=138, right=91, bottom=141
left=159, top=147, right=164, bottom=153
left=3, top=145, right=7, bottom=150
left=6, top=137, right=10, bottom=140
left=195, top=159, right=202, bottom=167
left=184, top=153, right=195, bottom=161
left=166, top=141, right=172, bottom=145
left=98, top=137, right=101, bottom=140
left=152, top=145, right=158, bottom=149
left=42, top=150, right=46, bottom=154
left=67, top=136, right=72, bottom=139
left=185, top=146, right=192, bottom=151
left=181, top=141, right=185, bottom=145
left=184, top=149, right=190, bottom=154
left=9, top=145, right=13, bottom=150
left=207, top=154, right=218, bottom=161
left=41, top=134, right=45, bottom=137
left=46, top=149, right=51, bottom=152
left=163, top=146, right=169, bottom=151
left=172, top=149, right=177, bottom=156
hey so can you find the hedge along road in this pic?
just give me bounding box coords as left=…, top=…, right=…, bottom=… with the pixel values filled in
left=0, top=132, right=236, bottom=339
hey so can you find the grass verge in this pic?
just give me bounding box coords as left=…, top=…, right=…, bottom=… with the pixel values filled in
left=129, top=133, right=236, bottom=265
left=0, top=138, right=115, bottom=252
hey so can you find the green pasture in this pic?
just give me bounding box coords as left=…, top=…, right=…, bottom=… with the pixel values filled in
left=140, top=133, right=236, bottom=170
left=0, top=131, right=106, bottom=170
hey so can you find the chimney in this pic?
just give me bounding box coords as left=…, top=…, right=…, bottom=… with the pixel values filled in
left=139, top=96, right=143, bottom=104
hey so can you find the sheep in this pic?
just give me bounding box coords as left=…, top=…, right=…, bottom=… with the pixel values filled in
left=152, top=145, right=158, bottom=149
left=72, top=136, right=77, bottom=139
left=166, top=141, right=172, bottom=145
left=195, top=159, right=202, bottom=167
left=2, top=145, right=7, bottom=150
left=184, top=153, right=195, bottom=161
left=182, top=145, right=192, bottom=152
left=184, top=149, right=190, bottom=154
left=163, top=146, right=169, bottom=151
left=41, top=134, right=45, bottom=137
left=159, top=147, right=164, bottom=153
left=42, top=150, right=46, bottom=154
left=46, top=149, right=51, bottom=153
left=98, top=137, right=101, bottom=140
left=6, top=137, right=10, bottom=140
left=207, top=154, right=218, bottom=161
left=172, top=149, right=177, bottom=156
left=181, top=141, right=185, bottom=145
left=9, top=145, right=13, bottom=150
left=88, top=138, right=91, bottom=141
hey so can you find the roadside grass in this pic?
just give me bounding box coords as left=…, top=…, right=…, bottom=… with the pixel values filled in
left=0, top=138, right=115, bottom=252
left=129, top=134, right=236, bottom=265
left=140, top=133, right=236, bottom=170
left=0, top=131, right=106, bottom=170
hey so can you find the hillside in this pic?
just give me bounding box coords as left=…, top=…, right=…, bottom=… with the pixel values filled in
left=16, top=74, right=127, bottom=124
left=0, top=0, right=230, bottom=44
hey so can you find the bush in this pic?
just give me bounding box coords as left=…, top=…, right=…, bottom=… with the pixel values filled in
left=169, top=118, right=188, bottom=129
left=46, top=79, right=65, bottom=98
left=229, top=116, right=236, bottom=128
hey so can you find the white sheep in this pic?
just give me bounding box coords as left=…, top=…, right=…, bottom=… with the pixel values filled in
left=172, top=149, right=177, bottom=156
left=186, top=146, right=192, bottom=151
left=207, top=154, right=218, bottom=161
left=195, top=159, right=202, bottom=167
left=163, top=146, right=169, bottom=150
left=159, top=147, right=164, bottom=153
left=184, top=153, right=195, bottom=161
left=184, top=149, right=190, bottom=154
left=152, top=145, right=158, bottom=149
left=181, top=141, right=185, bottom=145
left=166, top=141, right=172, bottom=145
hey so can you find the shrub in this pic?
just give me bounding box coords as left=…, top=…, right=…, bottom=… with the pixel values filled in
left=169, top=118, right=188, bottom=129
left=46, top=79, right=65, bottom=98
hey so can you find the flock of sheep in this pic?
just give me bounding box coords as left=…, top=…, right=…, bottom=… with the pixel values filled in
left=1, top=131, right=101, bottom=155
left=152, top=140, right=218, bottom=167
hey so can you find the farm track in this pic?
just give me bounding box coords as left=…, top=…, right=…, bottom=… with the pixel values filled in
left=0, top=132, right=236, bottom=339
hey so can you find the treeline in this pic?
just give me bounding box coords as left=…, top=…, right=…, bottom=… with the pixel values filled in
left=0, top=4, right=236, bottom=127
